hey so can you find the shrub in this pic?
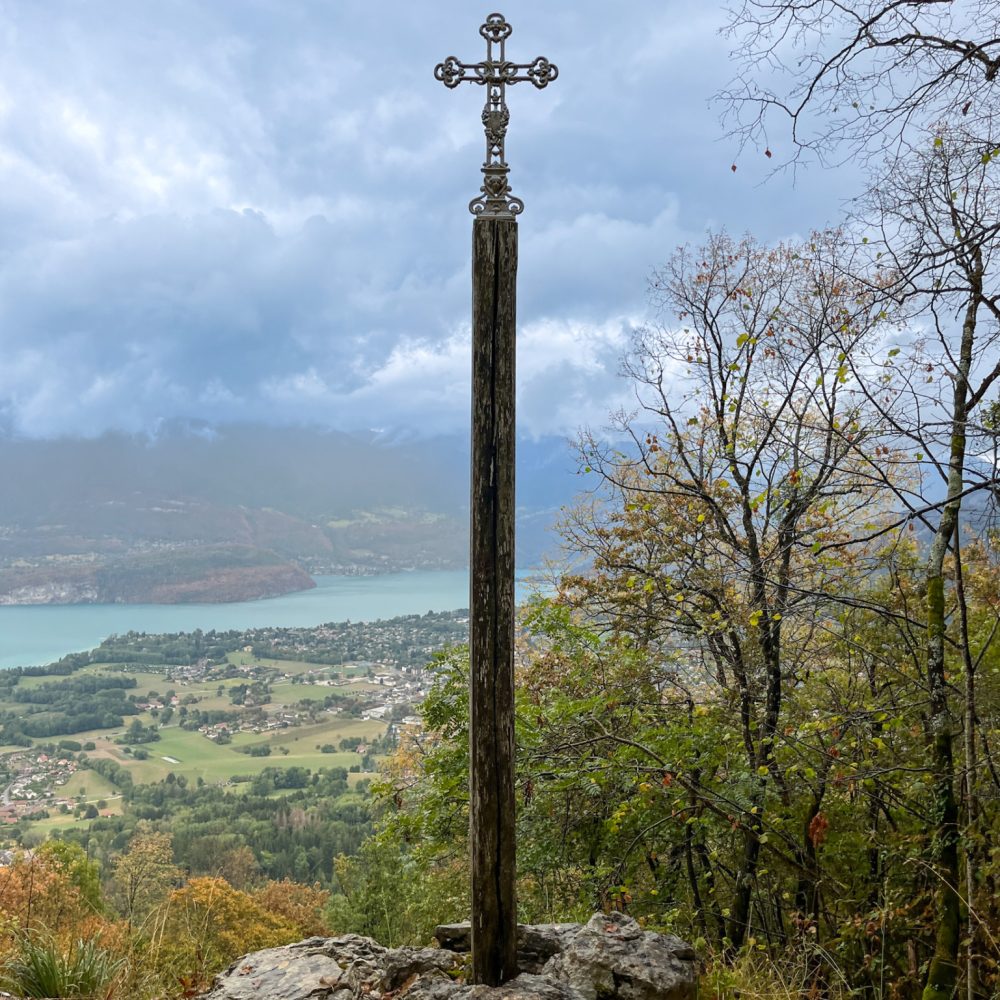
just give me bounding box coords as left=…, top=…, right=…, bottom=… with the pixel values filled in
left=254, top=880, right=330, bottom=938
left=0, top=852, right=97, bottom=944
left=152, top=877, right=299, bottom=992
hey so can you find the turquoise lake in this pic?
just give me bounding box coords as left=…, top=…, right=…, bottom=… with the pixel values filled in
left=0, top=570, right=542, bottom=669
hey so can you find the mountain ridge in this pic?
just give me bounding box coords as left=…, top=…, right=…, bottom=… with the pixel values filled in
left=0, top=424, right=581, bottom=604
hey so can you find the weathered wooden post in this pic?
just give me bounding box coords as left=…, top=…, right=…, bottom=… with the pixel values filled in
left=435, top=15, right=557, bottom=988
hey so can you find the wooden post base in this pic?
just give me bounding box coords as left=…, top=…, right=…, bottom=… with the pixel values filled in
left=469, top=216, right=518, bottom=986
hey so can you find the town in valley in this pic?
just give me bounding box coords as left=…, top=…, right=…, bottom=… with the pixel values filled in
left=0, top=609, right=469, bottom=834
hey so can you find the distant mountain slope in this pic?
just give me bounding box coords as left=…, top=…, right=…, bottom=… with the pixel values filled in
left=0, top=424, right=581, bottom=604
left=0, top=545, right=315, bottom=605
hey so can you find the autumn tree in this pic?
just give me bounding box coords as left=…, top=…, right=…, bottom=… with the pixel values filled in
left=253, top=879, right=330, bottom=938
left=153, top=876, right=297, bottom=992
left=110, top=827, right=181, bottom=932
left=217, top=844, right=261, bottom=891
left=35, top=839, right=103, bottom=914
left=0, top=850, right=114, bottom=962
left=568, top=230, right=899, bottom=952
left=846, top=130, right=1000, bottom=1000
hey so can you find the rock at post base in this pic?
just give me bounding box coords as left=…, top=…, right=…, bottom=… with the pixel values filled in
left=544, top=912, right=697, bottom=1000
left=199, top=914, right=697, bottom=1000
left=434, top=922, right=582, bottom=974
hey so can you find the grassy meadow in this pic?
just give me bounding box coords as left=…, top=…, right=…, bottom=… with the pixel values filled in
left=3, top=653, right=390, bottom=838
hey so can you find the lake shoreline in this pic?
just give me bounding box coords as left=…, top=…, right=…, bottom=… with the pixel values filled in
left=0, top=569, right=539, bottom=671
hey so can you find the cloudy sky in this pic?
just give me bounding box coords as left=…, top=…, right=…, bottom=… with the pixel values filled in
left=0, top=1, right=863, bottom=440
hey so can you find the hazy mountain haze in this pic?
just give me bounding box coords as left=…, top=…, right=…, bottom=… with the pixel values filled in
left=0, top=425, right=581, bottom=603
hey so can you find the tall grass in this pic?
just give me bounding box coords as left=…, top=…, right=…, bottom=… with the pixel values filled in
left=1, top=935, right=124, bottom=999
left=702, top=948, right=861, bottom=1000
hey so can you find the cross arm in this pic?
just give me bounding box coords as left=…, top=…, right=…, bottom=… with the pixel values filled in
left=434, top=57, right=558, bottom=90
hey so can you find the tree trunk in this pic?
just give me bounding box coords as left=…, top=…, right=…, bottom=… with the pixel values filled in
left=953, top=525, right=980, bottom=1000
left=921, top=290, right=977, bottom=1000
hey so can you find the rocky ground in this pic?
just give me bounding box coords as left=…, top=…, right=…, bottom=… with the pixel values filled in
left=198, top=912, right=698, bottom=1000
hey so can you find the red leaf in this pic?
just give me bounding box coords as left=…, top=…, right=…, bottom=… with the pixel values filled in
left=808, top=812, right=829, bottom=847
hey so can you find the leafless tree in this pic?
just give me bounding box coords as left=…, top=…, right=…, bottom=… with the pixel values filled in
left=720, top=1, right=1000, bottom=167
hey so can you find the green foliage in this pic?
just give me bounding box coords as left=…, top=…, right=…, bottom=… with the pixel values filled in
left=110, top=828, right=182, bottom=930
left=61, top=766, right=368, bottom=887
left=328, top=835, right=467, bottom=948
left=362, top=546, right=1000, bottom=995
left=119, top=720, right=160, bottom=746
left=0, top=675, right=139, bottom=740
left=36, top=839, right=103, bottom=912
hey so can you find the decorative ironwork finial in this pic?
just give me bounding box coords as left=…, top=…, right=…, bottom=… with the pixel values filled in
left=435, top=13, right=558, bottom=219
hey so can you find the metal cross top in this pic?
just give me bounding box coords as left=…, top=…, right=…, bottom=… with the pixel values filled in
left=435, top=13, right=558, bottom=218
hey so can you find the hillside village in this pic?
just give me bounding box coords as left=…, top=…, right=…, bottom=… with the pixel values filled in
left=0, top=748, right=81, bottom=824
left=0, top=609, right=469, bottom=827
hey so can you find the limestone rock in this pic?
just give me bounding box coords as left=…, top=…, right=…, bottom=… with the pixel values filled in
left=402, top=972, right=577, bottom=1000
left=200, top=915, right=697, bottom=1000
left=544, top=912, right=697, bottom=1000
left=435, top=922, right=581, bottom=974
left=460, top=974, right=580, bottom=1000
left=514, top=924, right=582, bottom=974
left=397, top=976, right=462, bottom=1000
left=434, top=924, right=472, bottom=953
left=200, top=934, right=386, bottom=1000
left=379, top=947, right=465, bottom=991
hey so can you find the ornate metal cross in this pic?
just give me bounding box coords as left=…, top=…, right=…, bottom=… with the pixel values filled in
left=433, top=11, right=557, bottom=988
left=435, top=13, right=558, bottom=218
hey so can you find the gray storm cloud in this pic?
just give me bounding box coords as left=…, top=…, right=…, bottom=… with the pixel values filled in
left=0, top=1, right=857, bottom=439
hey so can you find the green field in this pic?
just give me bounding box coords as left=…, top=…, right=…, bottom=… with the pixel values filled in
left=15, top=747, right=382, bottom=838
left=59, top=769, right=119, bottom=802
left=14, top=659, right=381, bottom=719
left=15, top=666, right=166, bottom=692
left=226, top=652, right=321, bottom=675
left=230, top=716, right=383, bottom=749
left=81, top=714, right=385, bottom=786
left=226, top=652, right=374, bottom=679
left=4, top=651, right=391, bottom=844
left=13, top=665, right=255, bottom=715
left=329, top=681, right=383, bottom=695
left=24, top=808, right=122, bottom=836
left=268, top=681, right=328, bottom=705
left=15, top=664, right=294, bottom=720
